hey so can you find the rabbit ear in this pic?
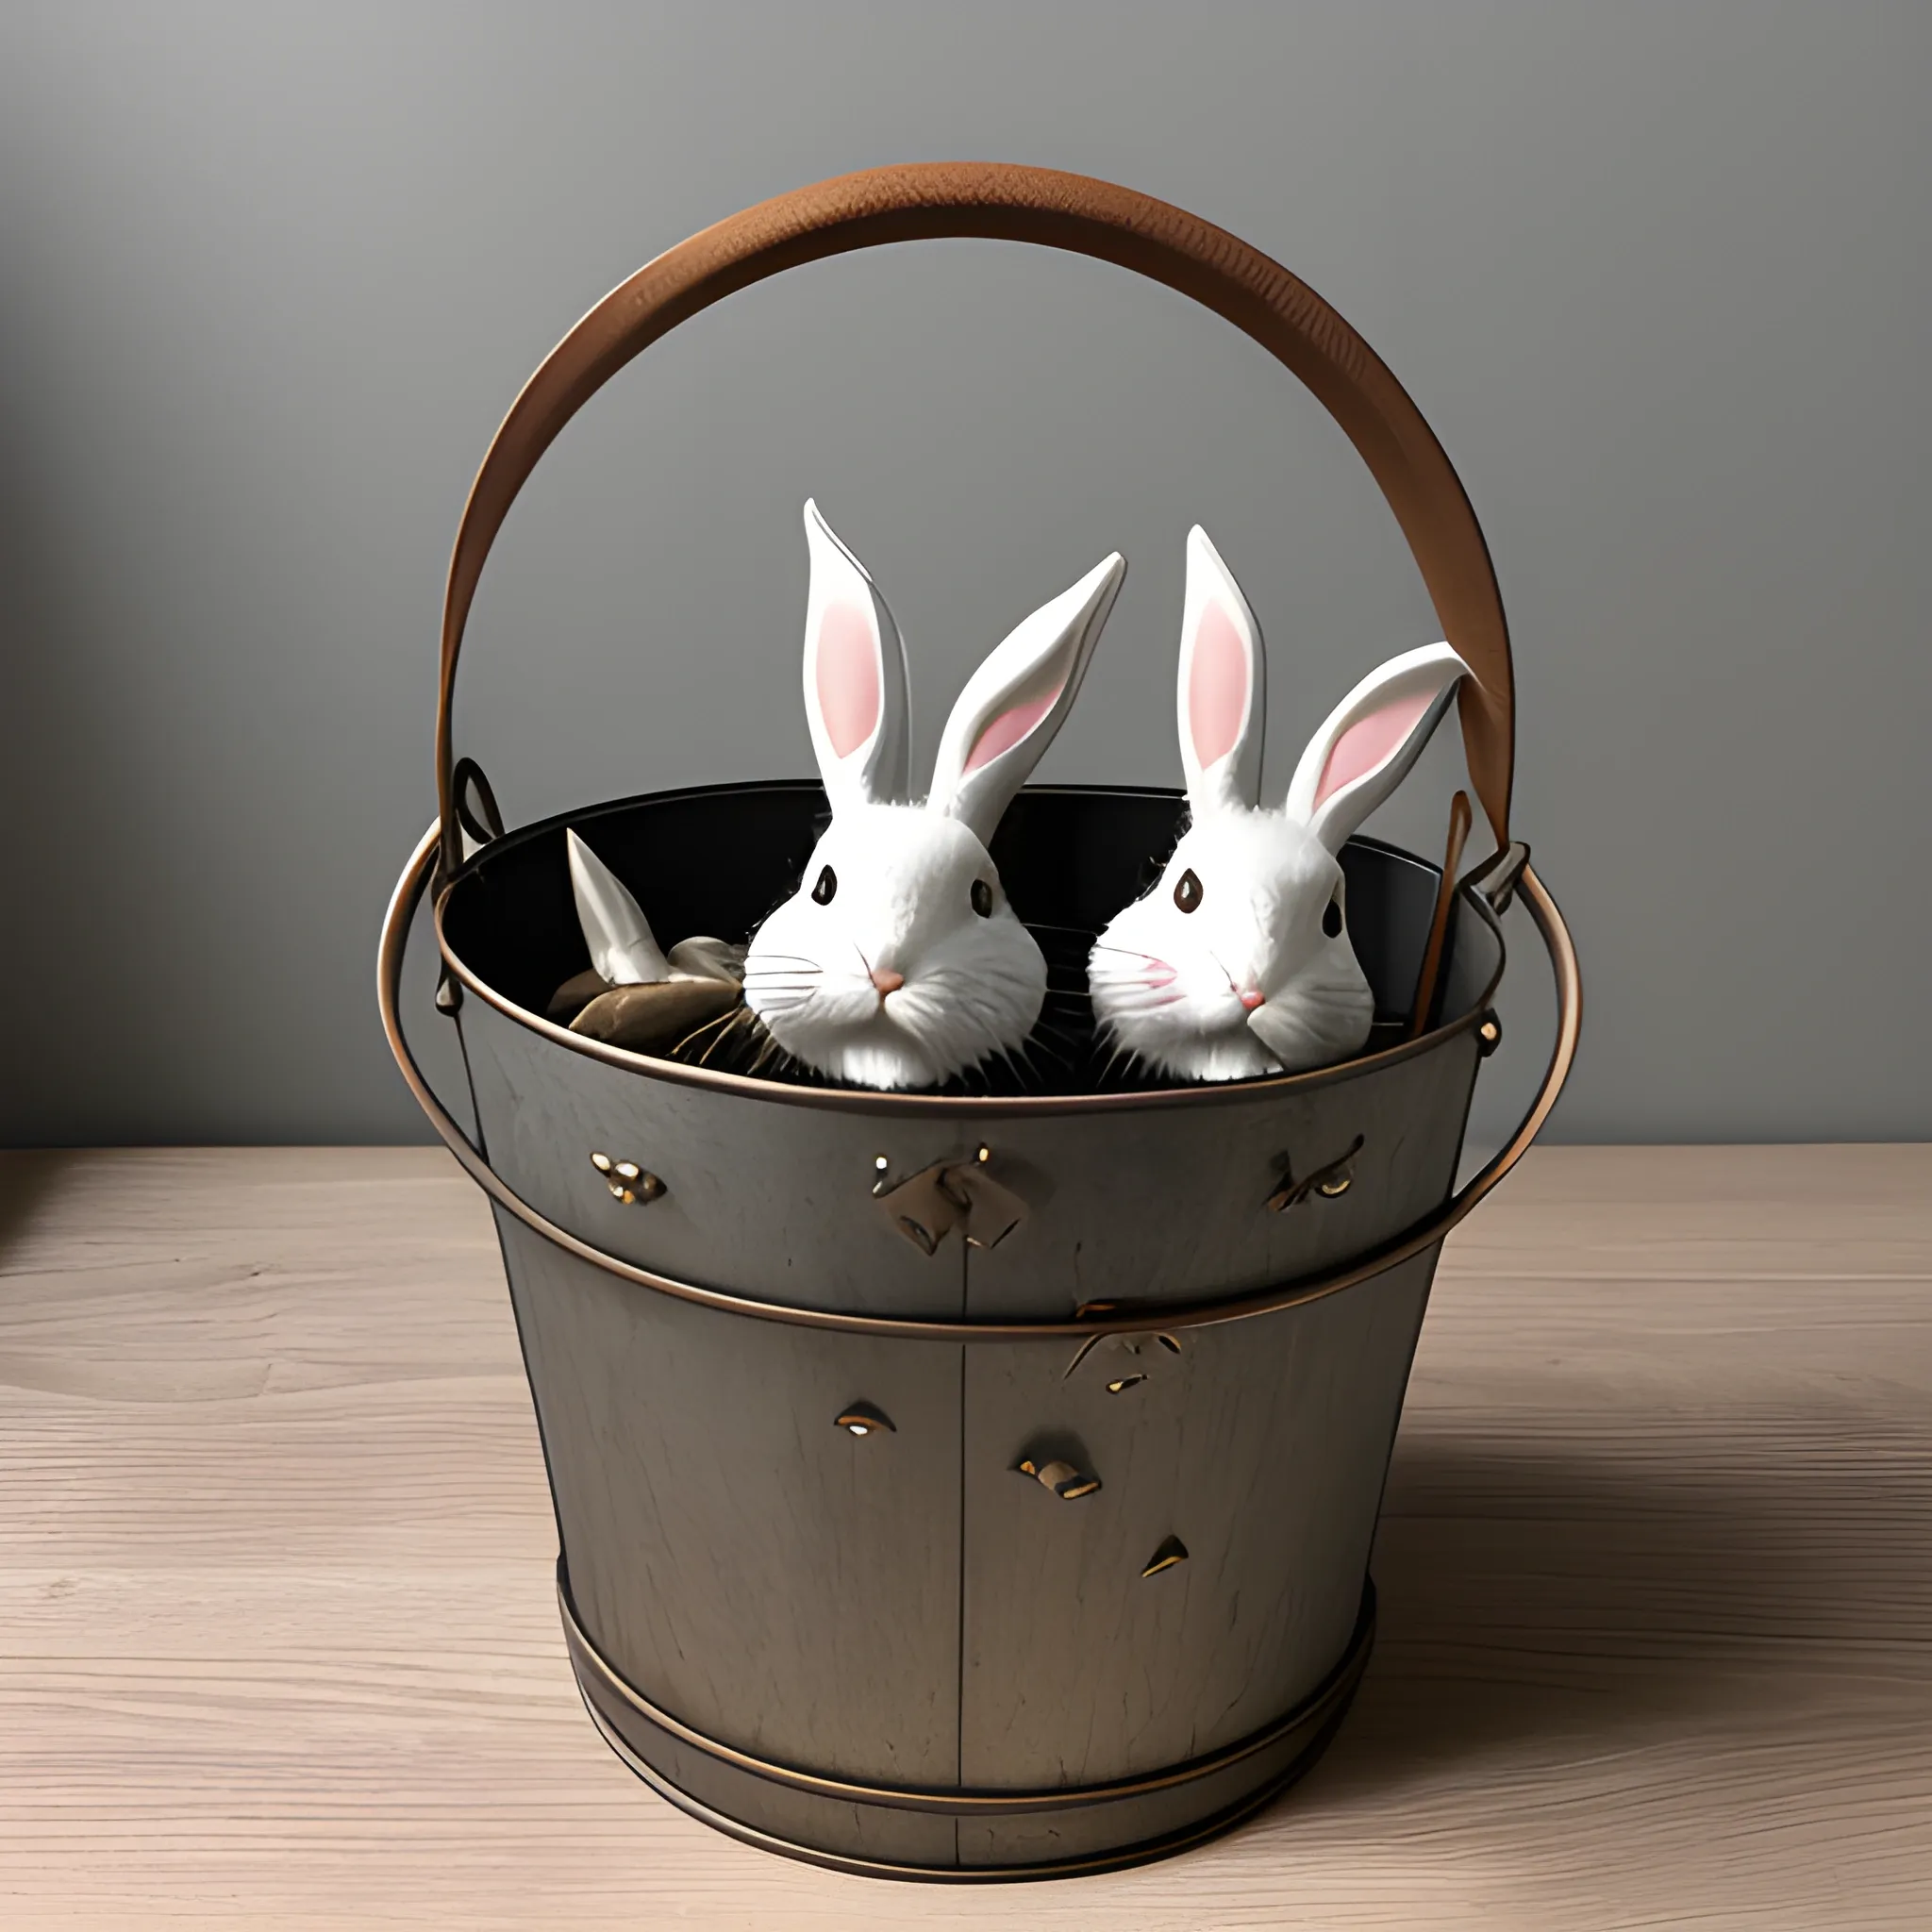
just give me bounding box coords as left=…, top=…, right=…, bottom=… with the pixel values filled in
left=567, top=830, right=671, bottom=985
left=929, top=552, right=1126, bottom=846
left=1176, top=526, right=1266, bottom=813
left=1286, top=642, right=1471, bottom=853
left=800, top=499, right=913, bottom=810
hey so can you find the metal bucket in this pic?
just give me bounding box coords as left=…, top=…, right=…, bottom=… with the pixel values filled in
left=379, top=165, right=1580, bottom=1881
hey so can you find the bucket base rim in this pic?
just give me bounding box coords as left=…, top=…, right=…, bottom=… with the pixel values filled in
left=578, top=1691, right=1360, bottom=1882
left=563, top=1569, right=1376, bottom=1879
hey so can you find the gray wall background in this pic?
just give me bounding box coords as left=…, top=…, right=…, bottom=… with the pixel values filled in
left=2, top=1, right=1926, bottom=1147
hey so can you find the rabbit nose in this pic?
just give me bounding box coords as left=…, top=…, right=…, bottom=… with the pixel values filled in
left=872, top=969, right=906, bottom=995
left=1238, top=987, right=1266, bottom=1012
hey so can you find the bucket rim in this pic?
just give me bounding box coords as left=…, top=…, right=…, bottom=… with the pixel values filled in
left=434, top=779, right=1507, bottom=1118
left=384, top=826, right=1579, bottom=1331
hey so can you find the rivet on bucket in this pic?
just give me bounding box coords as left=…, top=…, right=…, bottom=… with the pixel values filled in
left=833, top=1403, right=895, bottom=1437
left=588, top=1151, right=664, bottom=1206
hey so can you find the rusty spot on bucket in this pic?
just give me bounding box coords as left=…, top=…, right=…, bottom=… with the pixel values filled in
left=1141, top=1536, right=1189, bottom=1578
left=1018, top=1457, right=1101, bottom=1501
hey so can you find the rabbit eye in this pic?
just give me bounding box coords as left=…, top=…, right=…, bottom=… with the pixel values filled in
left=1174, top=868, right=1203, bottom=914
left=1323, top=893, right=1344, bottom=939
left=971, top=879, right=993, bottom=918
left=811, top=864, right=837, bottom=906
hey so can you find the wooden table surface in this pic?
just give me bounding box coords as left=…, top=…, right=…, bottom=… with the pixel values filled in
left=1, top=1144, right=1928, bottom=1929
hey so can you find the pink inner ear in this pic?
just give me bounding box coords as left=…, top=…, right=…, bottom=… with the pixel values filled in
left=1314, top=691, right=1432, bottom=808
left=1187, top=602, right=1249, bottom=771
left=815, top=603, right=880, bottom=759
left=963, top=683, right=1063, bottom=774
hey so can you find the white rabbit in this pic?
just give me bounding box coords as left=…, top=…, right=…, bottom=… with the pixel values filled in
left=743, top=500, right=1125, bottom=1091
left=1089, top=527, right=1468, bottom=1083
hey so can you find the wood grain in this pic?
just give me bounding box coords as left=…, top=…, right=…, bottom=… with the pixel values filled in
left=1, top=1144, right=1928, bottom=1928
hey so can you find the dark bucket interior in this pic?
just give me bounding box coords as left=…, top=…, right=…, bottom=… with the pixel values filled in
left=441, top=782, right=1484, bottom=1098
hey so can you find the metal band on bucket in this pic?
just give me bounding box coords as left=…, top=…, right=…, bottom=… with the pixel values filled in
left=378, top=819, right=1581, bottom=1340
left=558, top=1557, right=1374, bottom=1814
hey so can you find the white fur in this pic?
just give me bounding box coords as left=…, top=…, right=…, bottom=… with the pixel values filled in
left=746, top=505, right=1124, bottom=1091
left=1090, top=527, right=1468, bottom=1083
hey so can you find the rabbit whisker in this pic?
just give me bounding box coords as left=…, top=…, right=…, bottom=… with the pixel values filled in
left=1086, top=972, right=1184, bottom=1002
left=754, top=1031, right=823, bottom=1072
left=732, top=1013, right=783, bottom=1072
left=693, top=1007, right=758, bottom=1065
left=995, top=1044, right=1040, bottom=1094
left=672, top=1008, right=743, bottom=1054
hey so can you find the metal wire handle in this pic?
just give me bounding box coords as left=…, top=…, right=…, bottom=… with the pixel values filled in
left=431, top=161, right=1519, bottom=882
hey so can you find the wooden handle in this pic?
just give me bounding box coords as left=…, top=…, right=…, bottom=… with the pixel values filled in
left=434, top=162, right=1516, bottom=878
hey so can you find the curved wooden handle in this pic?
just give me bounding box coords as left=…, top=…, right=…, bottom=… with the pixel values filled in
left=435, top=161, right=1516, bottom=876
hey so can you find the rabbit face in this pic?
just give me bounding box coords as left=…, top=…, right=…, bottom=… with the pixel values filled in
left=744, top=805, right=1044, bottom=1091
left=1091, top=526, right=1469, bottom=1084
left=743, top=502, right=1124, bottom=1091
left=1091, top=808, right=1372, bottom=1083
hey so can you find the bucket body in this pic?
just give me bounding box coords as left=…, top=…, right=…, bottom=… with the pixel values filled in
left=385, top=162, right=1581, bottom=1882
left=438, top=782, right=1504, bottom=1876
